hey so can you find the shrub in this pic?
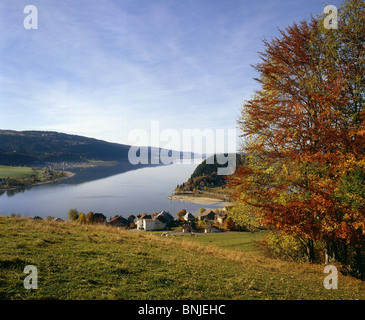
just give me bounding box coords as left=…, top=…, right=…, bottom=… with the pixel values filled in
left=68, top=208, right=79, bottom=221
left=259, top=230, right=307, bottom=262
left=196, top=220, right=205, bottom=232
left=177, top=209, right=187, bottom=220
left=78, top=212, right=86, bottom=224
left=85, top=211, right=94, bottom=224
left=222, top=218, right=235, bottom=231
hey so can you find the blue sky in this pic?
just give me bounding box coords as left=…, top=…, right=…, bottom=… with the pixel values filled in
left=0, top=0, right=341, bottom=153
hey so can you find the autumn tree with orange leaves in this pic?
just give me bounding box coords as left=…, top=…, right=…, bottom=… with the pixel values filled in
left=229, top=0, right=365, bottom=277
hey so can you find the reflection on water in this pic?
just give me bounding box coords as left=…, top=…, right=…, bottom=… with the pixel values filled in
left=0, top=161, right=223, bottom=220
left=0, top=162, right=149, bottom=198
left=62, top=162, right=155, bottom=185
left=0, top=188, right=26, bottom=197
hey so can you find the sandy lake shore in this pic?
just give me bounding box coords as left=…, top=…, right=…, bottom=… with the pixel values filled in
left=168, top=194, right=232, bottom=206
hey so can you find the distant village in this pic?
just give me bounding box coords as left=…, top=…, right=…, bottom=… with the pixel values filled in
left=29, top=208, right=235, bottom=234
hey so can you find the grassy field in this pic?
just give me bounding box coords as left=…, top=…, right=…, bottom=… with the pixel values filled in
left=175, top=231, right=267, bottom=255
left=0, top=166, right=66, bottom=190
left=0, top=166, right=36, bottom=179
left=0, top=217, right=364, bottom=300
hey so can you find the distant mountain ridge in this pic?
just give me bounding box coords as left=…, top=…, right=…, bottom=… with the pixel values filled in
left=0, top=130, right=131, bottom=165
left=0, top=130, right=196, bottom=166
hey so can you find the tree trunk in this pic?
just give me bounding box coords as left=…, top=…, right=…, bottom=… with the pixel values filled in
left=305, top=239, right=315, bottom=263
left=342, top=244, right=348, bottom=266
left=324, top=242, right=330, bottom=264
left=355, top=247, right=364, bottom=279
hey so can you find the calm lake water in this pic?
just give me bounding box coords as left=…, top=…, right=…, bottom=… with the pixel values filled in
left=0, top=161, right=223, bottom=220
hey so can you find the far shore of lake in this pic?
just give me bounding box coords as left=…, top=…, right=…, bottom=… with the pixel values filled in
left=0, top=171, right=75, bottom=192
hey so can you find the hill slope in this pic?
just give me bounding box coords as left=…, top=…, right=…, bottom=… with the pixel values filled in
left=0, top=130, right=131, bottom=165
left=176, top=154, right=245, bottom=192
left=190, top=154, right=245, bottom=185
left=0, top=130, right=195, bottom=166
left=1, top=217, right=364, bottom=300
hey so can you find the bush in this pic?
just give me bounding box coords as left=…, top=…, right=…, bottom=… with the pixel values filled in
left=68, top=208, right=79, bottom=221
left=85, top=211, right=94, bottom=224
left=177, top=209, right=187, bottom=220
left=259, top=230, right=307, bottom=262
left=222, top=218, right=235, bottom=231
left=78, top=212, right=86, bottom=224
left=196, top=220, right=205, bottom=232
left=227, top=203, right=263, bottom=232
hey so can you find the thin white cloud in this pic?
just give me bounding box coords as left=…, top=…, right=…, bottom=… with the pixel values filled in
left=0, top=0, right=341, bottom=153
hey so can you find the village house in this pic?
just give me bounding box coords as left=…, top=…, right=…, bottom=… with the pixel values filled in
left=183, top=212, right=195, bottom=222
left=153, top=215, right=168, bottom=230
left=142, top=218, right=155, bottom=231
left=127, top=215, right=136, bottom=224
left=136, top=211, right=174, bottom=231
left=93, top=213, right=107, bottom=224
left=204, top=224, right=221, bottom=233
left=155, top=211, right=174, bottom=226
left=215, top=211, right=227, bottom=225
left=136, top=213, right=149, bottom=229
left=198, top=209, right=216, bottom=221
left=136, top=214, right=155, bottom=231
left=107, top=215, right=129, bottom=228
left=182, top=224, right=197, bottom=233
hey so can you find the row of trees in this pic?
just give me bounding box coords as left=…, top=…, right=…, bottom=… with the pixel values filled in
left=68, top=209, right=95, bottom=224
left=229, top=0, right=365, bottom=277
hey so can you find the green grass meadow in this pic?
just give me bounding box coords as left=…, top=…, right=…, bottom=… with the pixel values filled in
left=176, top=231, right=267, bottom=255
left=0, top=217, right=364, bottom=300
left=0, top=166, right=36, bottom=179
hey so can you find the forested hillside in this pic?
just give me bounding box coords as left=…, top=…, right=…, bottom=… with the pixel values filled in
left=0, top=130, right=131, bottom=165
left=178, top=154, right=245, bottom=190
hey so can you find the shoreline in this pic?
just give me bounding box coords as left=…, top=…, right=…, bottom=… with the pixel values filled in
left=168, top=193, right=232, bottom=206
left=0, top=171, right=75, bottom=192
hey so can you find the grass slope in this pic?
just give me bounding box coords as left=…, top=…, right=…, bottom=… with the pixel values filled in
left=176, top=231, right=267, bottom=255
left=0, top=217, right=364, bottom=300
left=0, top=166, right=35, bottom=179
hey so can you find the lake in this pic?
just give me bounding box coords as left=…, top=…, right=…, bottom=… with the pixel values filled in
left=0, top=161, right=224, bottom=220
